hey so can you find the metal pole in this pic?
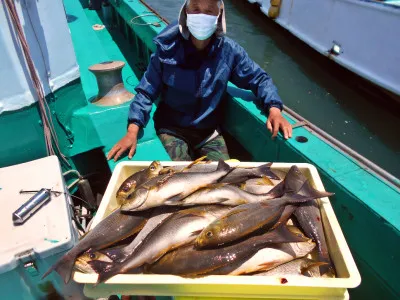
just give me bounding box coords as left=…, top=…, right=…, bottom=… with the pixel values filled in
left=283, top=106, right=400, bottom=190
left=139, top=0, right=170, bottom=25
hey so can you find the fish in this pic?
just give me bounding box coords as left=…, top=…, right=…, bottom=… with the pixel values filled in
left=91, top=205, right=231, bottom=284
left=240, top=177, right=277, bottom=195
left=213, top=239, right=316, bottom=275
left=294, top=200, right=336, bottom=277
left=76, top=249, right=143, bottom=275
left=263, top=165, right=307, bottom=199
left=116, top=161, right=163, bottom=205
left=168, top=183, right=278, bottom=207
left=278, top=166, right=336, bottom=277
left=256, top=258, right=326, bottom=277
left=158, top=156, right=210, bottom=175
left=161, top=163, right=279, bottom=184
left=146, top=225, right=308, bottom=277
left=219, top=163, right=280, bottom=184
left=121, top=159, right=231, bottom=212
left=75, top=250, right=114, bottom=274
left=93, top=206, right=181, bottom=263
left=195, top=183, right=333, bottom=249
left=42, top=208, right=149, bottom=283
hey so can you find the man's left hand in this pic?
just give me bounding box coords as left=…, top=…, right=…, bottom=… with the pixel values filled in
left=267, top=107, right=292, bottom=140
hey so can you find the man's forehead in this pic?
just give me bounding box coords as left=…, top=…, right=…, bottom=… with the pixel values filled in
left=188, top=0, right=220, bottom=7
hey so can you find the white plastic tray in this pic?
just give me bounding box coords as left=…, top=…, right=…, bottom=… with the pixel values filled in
left=74, top=161, right=361, bottom=299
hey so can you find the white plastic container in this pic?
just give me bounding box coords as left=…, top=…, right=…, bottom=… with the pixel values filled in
left=74, top=161, right=361, bottom=300
left=0, top=156, right=82, bottom=299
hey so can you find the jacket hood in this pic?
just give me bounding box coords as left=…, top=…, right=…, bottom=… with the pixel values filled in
left=178, top=0, right=226, bottom=40
left=153, top=19, right=224, bottom=65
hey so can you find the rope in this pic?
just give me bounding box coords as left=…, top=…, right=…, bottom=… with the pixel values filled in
left=130, top=13, right=161, bottom=26
left=4, top=0, right=70, bottom=166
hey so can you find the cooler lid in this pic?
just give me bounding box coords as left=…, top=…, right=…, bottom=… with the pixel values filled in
left=0, top=156, right=76, bottom=274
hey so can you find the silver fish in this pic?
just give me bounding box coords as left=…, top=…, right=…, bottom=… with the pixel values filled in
left=240, top=177, right=277, bottom=194
left=116, top=161, right=163, bottom=205
left=42, top=208, right=149, bottom=283
left=195, top=190, right=331, bottom=249
left=168, top=183, right=277, bottom=206
left=121, top=160, right=231, bottom=211
left=224, top=240, right=316, bottom=275
left=92, top=205, right=231, bottom=284
left=256, top=258, right=325, bottom=277
left=75, top=250, right=114, bottom=274
left=219, top=163, right=280, bottom=183
left=279, top=166, right=336, bottom=277
left=96, top=206, right=181, bottom=263
left=146, top=225, right=308, bottom=277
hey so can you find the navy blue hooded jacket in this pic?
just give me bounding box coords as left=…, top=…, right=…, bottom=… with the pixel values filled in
left=128, top=21, right=283, bottom=131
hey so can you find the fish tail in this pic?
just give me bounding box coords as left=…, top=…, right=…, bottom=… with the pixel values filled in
left=301, top=261, right=330, bottom=276
left=216, top=159, right=231, bottom=173
left=315, top=254, right=336, bottom=278
left=297, top=180, right=334, bottom=199
left=94, top=263, right=124, bottom=285
left=42, top=252, right=76, bottom=284
left=270, top=225, right=310, bottom=243
left=257, top=163, right=280, bottom=180
left=284, top=194, right=320, bottom=205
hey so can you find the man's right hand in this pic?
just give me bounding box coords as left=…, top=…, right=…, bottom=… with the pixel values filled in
left=107, top=124, right=140, bottom=161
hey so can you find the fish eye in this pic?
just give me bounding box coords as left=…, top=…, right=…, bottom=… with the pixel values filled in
left=122, top=186, right=130, bottom=192
left=150, top=166, right=156, bottom=171
left=206, top=231, right=213, bottom=238
left=89, top=253, right=96, bottom=259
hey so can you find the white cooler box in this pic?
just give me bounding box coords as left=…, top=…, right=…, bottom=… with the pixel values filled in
left=0, top=156, right=83, bottom=299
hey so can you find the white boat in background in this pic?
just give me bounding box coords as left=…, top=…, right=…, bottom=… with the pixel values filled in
left=249, top=0, right=400, bottom=98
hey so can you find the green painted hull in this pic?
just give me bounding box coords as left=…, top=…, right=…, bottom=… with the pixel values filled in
left=0, top=0, right=399, bottom=299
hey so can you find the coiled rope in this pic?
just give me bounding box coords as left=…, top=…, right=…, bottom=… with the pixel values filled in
left=4, top=0, right=70, bottom=166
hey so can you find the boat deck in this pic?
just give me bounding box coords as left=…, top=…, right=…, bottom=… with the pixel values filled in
left=62, top=0, right=400, bottom=299
left=64, top=0, right=170, bottom=170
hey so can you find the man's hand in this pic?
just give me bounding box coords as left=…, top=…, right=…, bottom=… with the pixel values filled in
left=267, top=107, right=292, bottom=140
left=107, top=124, right=140, bottom=161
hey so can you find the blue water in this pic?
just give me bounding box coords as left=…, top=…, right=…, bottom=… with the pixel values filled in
left=145, top=0, right=400, bottom=178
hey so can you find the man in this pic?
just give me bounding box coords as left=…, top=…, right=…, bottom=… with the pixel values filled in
left=108, top=0, right=292, bottom=162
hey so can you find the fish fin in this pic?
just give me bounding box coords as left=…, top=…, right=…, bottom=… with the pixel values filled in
left=155, top=174, right=174, bottom=190
left=280, top=194, right=317, bottom=205
left=217, top=197, right=232, bottom=203
left=175, top=210, right=209, bottom=219
left=211, top=183, right=230, bottom=189
left=182, top=156, right=208, bottom=172
left=257, top=176, right=274, bottom=186
left=280, top=165, right=309, bottom=195
left=256, top=163, right=280, bottom=180
left=257, top=262, right=275, bottom=270
left=216, top=159, right=231, bottom=173
left=271, top=205, right=296, bottom=230
left=121, top=188, right=149, bottom=211
left=190, top=229, right=204, bottom=237
left=86, top=260, right=115, bottom=274
left=164, top=193, right=186, bottom=204
left=301, top=261, right=330, bottom=276
left=266, top=181, right=285, bottom=199
left=267, top=225, right=310, bottom=243
left=220, top=207, right=248, bottom=219
left=42, top=253, right=76, bottom=284
left=94, top=263, right=124, bottom=285
left=296, top=180, right=334, bottom=199
left=159, top=167, right=175, bottom=175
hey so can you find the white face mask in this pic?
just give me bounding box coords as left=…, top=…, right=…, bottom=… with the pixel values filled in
left=186, top=13, right=218, bottom=41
